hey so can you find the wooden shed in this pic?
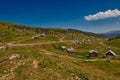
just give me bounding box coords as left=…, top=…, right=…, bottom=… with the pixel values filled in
left=32, top=35, right=39, bottom=39
left=104, top=50, right=116, bottom=58
left=60, top=46, right=66, bottom=51
left=41, top=33, right=46, bottom=37
left=88, top=50, right=99, bottom=58
left=66, top=48, right=74, bottom=54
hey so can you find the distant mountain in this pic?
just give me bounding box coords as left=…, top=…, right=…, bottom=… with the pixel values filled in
left=100, top=30, right=120, bottom=38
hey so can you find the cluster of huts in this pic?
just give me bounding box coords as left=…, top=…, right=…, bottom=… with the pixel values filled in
left=88, top=50, right=116, bottom=62
left=60, top=45, right=116, bottom=62
left=71, top=40, right=116, bottom=58
left=72, top=39, right=92, bottom=46
left=88, top=50, right=116, bottom=58
left=32, top=33, right=46, bottom=39
left=60, top=46, right=74, bottom=54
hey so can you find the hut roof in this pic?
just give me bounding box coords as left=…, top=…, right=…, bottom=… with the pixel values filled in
left=41, top=33, right=46, bottom=36
left=61, top=46, right=66, bottom=49
left=32, top=35, right=39, bottom=39
left=89, top=50, right=98, bottom=53
left=67, top=48, right=74, bottom=52
left=105, top=50, right=116, bottom=56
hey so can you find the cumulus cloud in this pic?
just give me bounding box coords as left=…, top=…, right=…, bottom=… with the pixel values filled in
left=85, top=9, right=120, bottom=21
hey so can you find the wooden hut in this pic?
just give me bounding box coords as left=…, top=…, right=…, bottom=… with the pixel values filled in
left=72, top=40, right=81, bottom=45
left=104, top=50, right=116, bottom=58
left=66, top=48, right=74, bottom=54
left=41, top=33, right=46, bottom=37
left=60, top=46, right=66, bottom=51
left=88, top=50, right=99, bottom=58
left=32, top=35, right=39, bottom=39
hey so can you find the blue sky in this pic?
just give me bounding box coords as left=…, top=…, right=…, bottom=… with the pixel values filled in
left=0, top=0, right=120, bottom=33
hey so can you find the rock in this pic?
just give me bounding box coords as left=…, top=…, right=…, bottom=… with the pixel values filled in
left=75, top=76, right=81, bottom=80
left=9, top=54, right=21, bottom=60
left=10, top=69, right=13, bottom=72
left=10, top=61, right=13, bottom=64
left=30, top=73, right=33, bottom=75
left=33, top=60, right=39, bottom=69
left=43, top=68, right=47, bottom=70
left=6, top=74, right=9, bottom=77
left=22, top=62, right=25, bottom=65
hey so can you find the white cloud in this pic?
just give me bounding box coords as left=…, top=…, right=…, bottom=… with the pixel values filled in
left=85, top=9, right=120, bottom=21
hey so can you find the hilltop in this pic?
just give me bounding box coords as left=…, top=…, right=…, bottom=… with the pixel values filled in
left=0, top=21, right=104, bottom=43
left=0, top=22, right=120, bottom=80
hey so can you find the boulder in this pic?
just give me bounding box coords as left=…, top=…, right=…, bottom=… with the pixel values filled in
left=9, top=54, right=21, bottom=60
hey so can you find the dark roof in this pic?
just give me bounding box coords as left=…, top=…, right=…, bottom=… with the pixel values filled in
left=89, top=50, right=98, bottom=53
left=104, top=50, right=116, bottom=56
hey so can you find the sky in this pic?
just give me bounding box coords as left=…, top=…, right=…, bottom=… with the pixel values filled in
left=0, top=0, right=120, bottom=33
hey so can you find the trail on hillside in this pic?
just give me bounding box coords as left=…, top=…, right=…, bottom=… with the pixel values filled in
left=0, top=40, right=72, bottom=48
left=8, top=41, right=72, bottom=47
left=39, top=49, right=83, bottom=62
left=0, top=40, right=119, bottom=63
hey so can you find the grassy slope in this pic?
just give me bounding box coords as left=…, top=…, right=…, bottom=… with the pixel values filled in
left=0, top=22, right=105, bottom=43
left=0, top=22, right=120, bottom=80
left=105, top=38, right=120, bottom=55
left=106, top=38, right=120, bottom=48
left=0, top=44, right=120, bottom=80
left=0, top=22, right=34, bottom=43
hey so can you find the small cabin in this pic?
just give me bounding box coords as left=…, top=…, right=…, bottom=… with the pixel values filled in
left=66, top=48, right=74, bottom=54
left=60, top=46, right=66, bottom=51
left=32, top=36, right=39, bottom=39
left=104, top=50, right=116, bottom=58
left=72, top=40, right=80, bottom=45
left=88, top=50, right=99, bottom=58
left=41, top=33, right=46, bottom=37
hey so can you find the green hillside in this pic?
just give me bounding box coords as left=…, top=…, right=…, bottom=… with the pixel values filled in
left=0, top=22, right=120, bottom=80
left=0, top=22, right=104, bottom=43
left=106, top=37, right=120, bottom=48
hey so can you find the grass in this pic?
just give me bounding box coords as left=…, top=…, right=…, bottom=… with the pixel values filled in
left=0, top=22, right=120, bottom=80
left=84, top=61, right=120, bottom=76
left=0, top=43, right=120, bottom=80
left=106, top=38, right=120, bottom=48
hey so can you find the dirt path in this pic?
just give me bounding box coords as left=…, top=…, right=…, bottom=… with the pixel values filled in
left=0, top=40, right=72, bottom=49
left=8, top=40, right=72, bottom=47
left=39, top=49, right=83, bottom=62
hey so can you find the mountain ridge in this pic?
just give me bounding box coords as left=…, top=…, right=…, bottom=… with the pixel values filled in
left=99, top=30, right=120, bottom=38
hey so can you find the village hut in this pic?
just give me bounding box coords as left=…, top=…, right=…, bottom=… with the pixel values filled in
left=60, top=46, right=66, bottom=51
left=41, top=33, right=46, bottom=37
left=32, top=35, right=39, bottom=39
left=72, top=40, right=81, bottom=45
left=66, top=48, right=74, bottom=54
left=103, top=50, right=116, bottom=58
left=88, top=50, right=99, bottom=58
